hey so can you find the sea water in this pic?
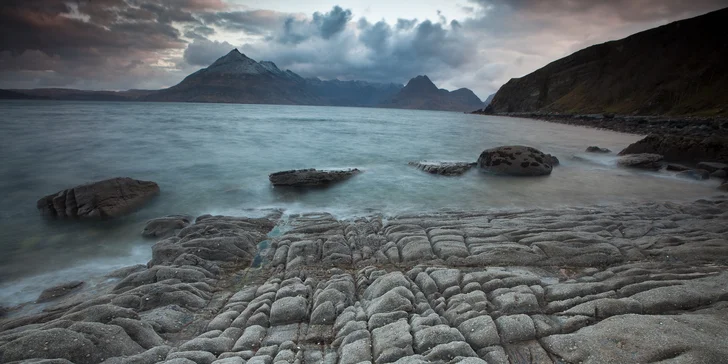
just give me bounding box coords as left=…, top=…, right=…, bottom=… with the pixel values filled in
left=0, top=100, right=720, bottom=306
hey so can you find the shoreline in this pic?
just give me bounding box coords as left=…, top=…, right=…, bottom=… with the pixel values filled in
left=472, top=111, right=728, bottom=138
left=2, top=197, right=728, bottom=363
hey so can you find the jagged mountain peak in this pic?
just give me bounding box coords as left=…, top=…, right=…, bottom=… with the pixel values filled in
left=403, top=75, right=439, bottom=93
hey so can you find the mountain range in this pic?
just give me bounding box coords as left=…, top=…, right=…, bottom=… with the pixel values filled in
left=3, top=49, right=484, bottom=112
left=486, top=7, right=728, bottom=116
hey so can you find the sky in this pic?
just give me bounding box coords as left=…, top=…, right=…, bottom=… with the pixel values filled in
left=1, top=0, right=727, bottom=99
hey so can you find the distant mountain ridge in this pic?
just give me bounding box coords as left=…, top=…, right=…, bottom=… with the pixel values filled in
left=380, top=75, right=484, bottom=112
left=3, top=49, right=481, bottom=112
left=487, top=8, right=728, bottom=116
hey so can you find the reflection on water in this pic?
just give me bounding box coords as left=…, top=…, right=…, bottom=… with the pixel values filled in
left=0, top=100, right=721, bottom=305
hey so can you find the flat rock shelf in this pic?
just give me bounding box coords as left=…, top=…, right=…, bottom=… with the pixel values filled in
left=2, top=198, right=728, bottom=363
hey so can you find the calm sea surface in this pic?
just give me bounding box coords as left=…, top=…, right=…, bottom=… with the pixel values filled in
left=0, top=100, right=721, bottom=306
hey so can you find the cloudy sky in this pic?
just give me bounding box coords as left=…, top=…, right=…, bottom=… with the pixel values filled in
left=1, top=0, right=727, bottom=98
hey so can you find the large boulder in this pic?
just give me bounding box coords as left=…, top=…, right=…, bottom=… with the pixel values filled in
left=618, top=134, right=728, bottom=162
left=408, top=161, right=476, bottom=176
left=269, top=169, right=360, bottom=187
left=37, top=177, right=159, bottom=219
left=616, top=154, right=663, bottom=170
left=477, top=146, right=554, bottom=176
left=697, top=162, right=728, bottom=173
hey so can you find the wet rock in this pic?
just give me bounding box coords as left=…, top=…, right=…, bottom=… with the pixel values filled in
left=413, top=325, right=465, bottom=353
left=37, top=281, right=84, bottom=303
left=676, top=169, right=710, bottom=180
left=586, top=146, right=611, bottom=153
left=166, top=351, right=217, bottom=364
left=696, top=161, right=728, bottom=173
left=37, top=177, right=159, bottom=219
left=542, top=313, right=728, bottom=363
left=101, top=345, right=172, bottom=364
left=424, top=341, right=477, bottom=361
left=270, top=296, right=307, bottom=325
left=143, top=215, right=193, bottom=238
left=68, top=321, right=145, bottom=359
left=233, top=325, right=267, bottom=351
left=408, top=161, right=476, bottom=176
left=110, top=317, right=165, bottom=349
left=371, top=319, right=412, bottom=362
left=616, top=153, right=663, bottom=170
left=458, top=316, right=500, bottom=350
left=712, top=169, right=727, bottom=178
left=494, top=314, right=536, bottom=343
left=269, top=168, right=360, bottom=187
left=178, top=337, right=233, bottom=355
left=0, top=328, right=96, bottom=364
left=138, top=305, right=193, bottom=333
left=666, top=163, right=691, bottom=171
left=477, top=146, right=553, bottom=176
left=720, top=181, right=728, bottom=191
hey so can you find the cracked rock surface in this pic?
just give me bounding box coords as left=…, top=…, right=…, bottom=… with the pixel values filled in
left=3, top=197, right=728, bottom=363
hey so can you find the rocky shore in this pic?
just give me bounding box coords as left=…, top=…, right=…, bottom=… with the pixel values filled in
left=471, top=111, right=728, bottom=138
left=3, top=197, right=728, bottom=363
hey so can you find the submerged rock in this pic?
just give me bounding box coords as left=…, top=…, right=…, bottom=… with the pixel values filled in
left=616, top=153, right=663, bottom=170
left=37, top=281, right=84, bottom=302
left=586, top=146, right=611, bottom=153
left=269, top=168, right=360, bottom=187
left=477, top=146, right=554, bottom=176
left=37, top=177, right=159, bottom=219
left=697, top=161, right=728, bottom=173
left=720, top=181, right=728, bottom=191
left=666, top=163, right=690, bottom=171
left=142, top=215, right=193, bottom=238
left=676, top=169, right=710, bottom=180
left=408, top=161, right=476, bottom=176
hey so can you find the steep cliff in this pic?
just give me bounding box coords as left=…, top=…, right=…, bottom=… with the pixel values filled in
left=489, top=8, right=728, bottom=116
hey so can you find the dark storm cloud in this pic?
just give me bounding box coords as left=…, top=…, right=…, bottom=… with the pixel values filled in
left=0, top=0, right=219, bottom=89
left=470, top=0, right=728, bottom=22
left=199, top=9, right=285, bottom=35
left=183, top=38, right=235, bottom=66
left=312, top=6, right=353, bottom=39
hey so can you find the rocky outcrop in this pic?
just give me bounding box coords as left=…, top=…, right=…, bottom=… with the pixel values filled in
left=37, top=281, right=84, bottom=303
left=676, top=169, right=710, bottom=180
left=379, top=75, right=484, bottom=112
left=487, top=8, right=728, bottom=116
left=36, top=177, right=159, bottom=219
left=143, top=215, right=193, bottom=239
left=408, top=161, right=476, bottom=176
left=619, top=134, right=728, bottom=163
left=269, top=169, right=361, bottom=187
left=477, top=146, right=554, bottom=176
left=3, top=198, right=728, bottom=363
left=616, top=154, right=664, bottom=170
left=586, top=146, right=611, bottom=153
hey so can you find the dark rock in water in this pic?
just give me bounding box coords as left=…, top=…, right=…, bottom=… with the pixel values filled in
left=697, top=162, right=728, bottom=173
left=619, top=134, right=728, bottom=163
left=0, top=305, right=7, bottom=317
left=617, top=154, right=664, bottom=170
left=269, top=168, right=361, bottom=187
left=408, top=161, right=476, bottom=176
left=546, top=154, right=560, bottom=166
left=666, top=163, right=691, bottom=171
left=676, top=169, right=710, bottom=180
left=712, top=169, right=727, bottom=179
left=477, top=146, right=553, bottom=176
left=37, top=177, right=159, bottom=219
left=37, top=281, right=84, bottom=302
left=720, top=181, right=728, bottom=191
left=142, top=215, right=193, bottom=238
left=586, top=146, right=611, bottom=153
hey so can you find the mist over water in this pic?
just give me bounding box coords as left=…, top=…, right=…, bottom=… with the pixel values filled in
left=0, top=100, right=721, bottom=306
